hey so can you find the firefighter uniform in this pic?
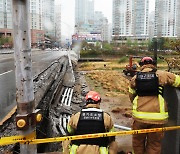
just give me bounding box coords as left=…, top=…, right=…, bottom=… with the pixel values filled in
left=129, top=63, right=180, bottom=154
left=66, top=104, right=117, bottom=154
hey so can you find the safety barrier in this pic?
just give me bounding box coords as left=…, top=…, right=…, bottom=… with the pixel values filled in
left=0, top=131, right=36, bottom=146
left=0, top=126, right=179, bottom=146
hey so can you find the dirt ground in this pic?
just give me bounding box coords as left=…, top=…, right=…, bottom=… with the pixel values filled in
left=77, top=61, right=133, bottom=153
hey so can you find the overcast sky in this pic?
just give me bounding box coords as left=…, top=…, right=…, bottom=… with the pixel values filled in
left=55, top=0, right=155, bottom=39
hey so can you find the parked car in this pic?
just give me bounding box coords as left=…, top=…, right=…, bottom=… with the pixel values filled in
left=52, top=48, right=59, bottom=51
left=45, top=48, right=51, bottom=51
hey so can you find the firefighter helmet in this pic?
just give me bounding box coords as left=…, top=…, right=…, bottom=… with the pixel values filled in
left=85, top=91, right=101, bottom=104
left=139, top=57, right=154, bottom=66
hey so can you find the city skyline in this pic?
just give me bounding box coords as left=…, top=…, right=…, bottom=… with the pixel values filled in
left=57, top=0, right=155, bottom=39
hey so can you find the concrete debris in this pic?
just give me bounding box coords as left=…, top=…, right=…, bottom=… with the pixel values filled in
left=71, top=98, right=82, bottom=104
left=55, top=106, right=72, bottom=115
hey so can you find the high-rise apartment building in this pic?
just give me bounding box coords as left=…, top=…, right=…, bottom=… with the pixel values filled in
left=112, top=0, right=134, bottom=38
left=55, top=5, right=61, bottom=45
left=177, top=0, right=180, bottom=37
left=74, top=0, right=109, bottom=42
left=134, top=0, right=149, bottom=38
left=0, top=0, right=49, bottom=47
left=94, top=11, right=109, bottom=41
left=155, top=0, right=179, bottom=37
left=75, top=0, right=94, bottom=34
left=149, top=11, right=155, bottom=40
left=42, top=0, right=55, bottom=38
left=112, top=0, right=149, bottom=40
left=94, top=11, right=104, bottom=34
left=101, top=18, right=109, bottom=41
left=75, top=0, right=94, bottom=25
left=0, top=0, right=12, bottom=37
left=0, top=0, right=58, bottom=48
left=30, top=0, right=44, bottom=47
left=30, top=0, right=43, bottom=30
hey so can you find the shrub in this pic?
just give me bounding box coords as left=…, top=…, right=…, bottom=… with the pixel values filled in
left=80, top=49, right=101, bottom=57
left=118, top=56, right=128, bottom=63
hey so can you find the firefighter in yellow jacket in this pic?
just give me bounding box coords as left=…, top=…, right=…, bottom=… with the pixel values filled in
left=129, top=56, right=180, bottom=154
left=66, top=91, right=118, bottom=154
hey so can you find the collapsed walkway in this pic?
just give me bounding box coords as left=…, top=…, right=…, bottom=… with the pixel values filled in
left=0, top=53, right=180, bottom=154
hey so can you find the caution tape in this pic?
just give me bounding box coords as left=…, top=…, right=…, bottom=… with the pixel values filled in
left=0, top=126, right=180, bottom=146
left=0, top=131, right=36, bottom=146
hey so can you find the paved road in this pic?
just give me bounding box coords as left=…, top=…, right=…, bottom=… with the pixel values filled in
left=0, top=50, right=68, bottom=121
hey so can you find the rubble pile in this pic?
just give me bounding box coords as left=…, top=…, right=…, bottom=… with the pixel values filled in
left=87, top=70, right=129, bottom=95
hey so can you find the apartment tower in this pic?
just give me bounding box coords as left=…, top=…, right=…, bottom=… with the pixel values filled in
left=112, top=0, right=149, bottom=40
left=155, top=0, right=179, bottom=37
left=55, top=5, right=61, bottom=45
left=112, top=0, right=134, bottom=38
left=0, top=0, right=12, bottom=37
left=42, top=0, right=55, bottom=37
left=75, top=0, right=94, bottom=34
left=30, top=0, right=45, bottom=47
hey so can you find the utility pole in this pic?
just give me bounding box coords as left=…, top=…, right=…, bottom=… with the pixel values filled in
left=153, top=38, right=157, bottom=66
left=153, top=0, right=163, bottom=66
left=12, top=0, right=37, bottom=153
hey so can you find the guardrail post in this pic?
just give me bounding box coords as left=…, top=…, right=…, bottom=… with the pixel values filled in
left=12, top=0, right=36, bottom=153
left=162, top=87, right=180, bottom=154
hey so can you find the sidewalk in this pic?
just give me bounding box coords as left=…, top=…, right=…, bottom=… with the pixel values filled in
left=0, top=49, right=14, bottom=54
left=0, top=48, right=42, bottom=54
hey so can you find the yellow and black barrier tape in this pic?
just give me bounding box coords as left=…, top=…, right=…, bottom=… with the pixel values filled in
left=0, top=131, right=36, bottom=146
left=0, top=126, right=180, bottom=146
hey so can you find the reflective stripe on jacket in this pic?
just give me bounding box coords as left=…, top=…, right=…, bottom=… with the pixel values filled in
left=172, top=75, right=180, bottom=87
left=70, top=145, right=78, bottom=154
left=132, top=95, right=168, bottom=120
left=69, top=145, right=108, bottom=154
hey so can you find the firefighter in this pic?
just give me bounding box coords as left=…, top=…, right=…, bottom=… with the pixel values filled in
left=128, top=56, right=180, bottom=154
left=66, top=91, right=118, bottom=154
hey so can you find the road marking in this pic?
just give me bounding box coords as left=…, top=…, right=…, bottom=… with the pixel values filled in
left=0, top=70, right=13, bottom=76
left=0, top=57, right=13, bottom=61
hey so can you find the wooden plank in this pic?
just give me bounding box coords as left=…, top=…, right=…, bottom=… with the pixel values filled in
left=0, top=106, right=17, bottom=126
